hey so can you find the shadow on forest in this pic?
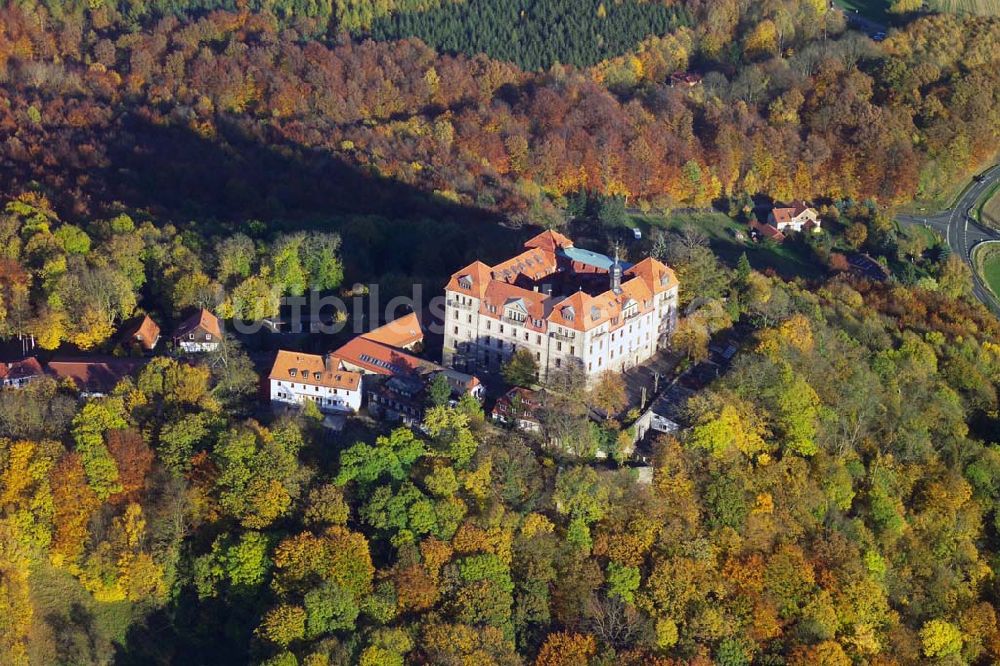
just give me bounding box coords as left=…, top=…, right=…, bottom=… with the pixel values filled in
left=83, top=113, right=527, bottom=290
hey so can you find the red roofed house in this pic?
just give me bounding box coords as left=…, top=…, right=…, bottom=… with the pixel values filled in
left=491, top=387, right=543, bottom=433
left=332, top=336, right=483, bottom=424
left=120, top=314, right=161, bottom=352
left=173, top=309, right=222, bottom=353
left=47, top=358, right=148, bottom=397
left=0, top=357, right=43, bottom=389
left=269, top=350, right=362, bottom=413
left=767, top=201, right=821, bottom=234
left=443, top=230, right=679, bottom=383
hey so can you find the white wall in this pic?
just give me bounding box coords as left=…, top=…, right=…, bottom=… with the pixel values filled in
left=270, top=378, right=362, bottom=413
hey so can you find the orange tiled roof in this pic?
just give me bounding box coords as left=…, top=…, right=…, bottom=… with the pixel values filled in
left=446, top=260, right=493, bottom=299
left=480, top=281, right=550, bottom=331
left=626, top=257, right=678, bottom=294
left=361, top=312, right=423, bottom=349
left=174, top=309, right=222, bottom=340
left=122, top=314, right=161, bottom=350
left=333, top=337, right=430, bottom=377
left=490, top=247, right=558, bottom=284
left=269, top=350, right=361, bottom=391
left=770, top=200, right=813, bottom=224
left=524, top=229, right=573, bottom=252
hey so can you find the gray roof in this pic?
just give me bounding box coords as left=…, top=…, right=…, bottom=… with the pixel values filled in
left=558, top=247, right=633, bottom=271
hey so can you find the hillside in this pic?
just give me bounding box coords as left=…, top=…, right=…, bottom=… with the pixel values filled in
left=0, top=2, right=999, bottom=665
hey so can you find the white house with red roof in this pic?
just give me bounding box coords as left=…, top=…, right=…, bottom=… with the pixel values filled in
left=767, top=201, right=821, bottom=234
left=268, top=350, right=363, bottom=413
left=443, top=230, right=679, bottom=383
left=173, top=309, right=222, bottom=353
left=0, top=357, right=43, bottom=389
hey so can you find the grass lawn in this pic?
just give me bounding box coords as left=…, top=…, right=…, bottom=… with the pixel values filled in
left=979, top=183, right=1000, bottom=229
left=629, top=210, right=826, bottom=280
left=927, top=0, right=1000, bottom=14
left=835, top=0, right=890, bottom=23
left=981, top=250, right=1000, bottom=296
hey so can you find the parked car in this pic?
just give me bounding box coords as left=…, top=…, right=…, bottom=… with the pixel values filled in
left=632, top=227, right=642, bottom=240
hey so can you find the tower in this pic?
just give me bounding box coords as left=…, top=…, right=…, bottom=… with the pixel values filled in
left=610, top=245, right=623, bottom=294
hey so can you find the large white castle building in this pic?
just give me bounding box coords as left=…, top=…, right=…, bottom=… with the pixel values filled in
left=443, top=230, right=679, bottom=383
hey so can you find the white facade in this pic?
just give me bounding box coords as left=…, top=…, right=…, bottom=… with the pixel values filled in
left=270, top=377, right=362, bottom=413
left=178, top=339, right=219, bottom=353
left=443, top=276, right=678, bottom=384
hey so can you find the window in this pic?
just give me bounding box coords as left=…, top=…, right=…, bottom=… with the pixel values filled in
left=188, top=333, right=194, bottom=340
left=536, top=335, right=541, bottom=344
left=557, top=341, right=562, bottom=352
left=467, top=314, right=472, bottom=323
left=206, top=333, right=212, bottom=341
left=555, top=358, right=562, bottom=368
left=289, top=369, right=297, bottom=377
left=453, top=326, right=458, bottom=335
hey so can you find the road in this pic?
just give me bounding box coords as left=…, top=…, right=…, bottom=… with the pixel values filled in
left=896, top=164, right=1000, bottom=312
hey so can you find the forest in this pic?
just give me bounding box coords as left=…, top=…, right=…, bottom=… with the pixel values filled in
left=0, top=0, right=1000, bottom=664
left=368, top=0, right=689, bottom=70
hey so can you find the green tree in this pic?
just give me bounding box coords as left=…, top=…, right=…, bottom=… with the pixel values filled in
left=502, top=349, right=538, bottom=387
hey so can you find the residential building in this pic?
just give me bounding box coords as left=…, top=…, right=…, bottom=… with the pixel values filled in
left=767, top=201, right=821, bottom=234
left=491, top=387, right=543, bottom=433
left=174, top=309, right=222, bottom=352
left=268, top=350, right=362, bottom=414
left=47, top=358, right=148, bottom=397
left=360, top=311, right=424, bottom=351
left=442, top=230, right=679, bottom=383
left=120, top=314, right=161, bottom=352
left=0, top=357, right=43, bottom=388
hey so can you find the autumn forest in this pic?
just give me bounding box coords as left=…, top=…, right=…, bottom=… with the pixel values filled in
left=1, top=0, right=1000, bottom=665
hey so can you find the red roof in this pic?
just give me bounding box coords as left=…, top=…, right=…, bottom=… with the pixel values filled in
left=770, top=201, right=813, bottom=225
left=751, top=218, right=786, bottom=242
left=47, top=358, right=148, bottom=394
left=333, top=337, right=433, bottom=377
left=523, top=229, right=573, bottom=253
left=333, top=337, right=480, bottom=392
left=0, top=357, right=43, bottom=381
left=121, top=315, right=161, bottom=350
left=174, top=309, right=222, bottom=340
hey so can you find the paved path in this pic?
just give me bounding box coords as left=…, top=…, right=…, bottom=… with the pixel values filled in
left=896, top=164, right=1000, bottom=312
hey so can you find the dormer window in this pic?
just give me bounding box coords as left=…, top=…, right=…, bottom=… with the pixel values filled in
left=289, top=369, right=297, bottom=377
left=458, top=275, right=472, bottom=289
left=314, top=372, right=322, bottom=380
left=206, top=333, right=212, bottom=341
left=590, top=306, right=601, bottom=321
left=300, top=369, right=308, bottom=377
left=562, top=306, right=575, bottom=321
